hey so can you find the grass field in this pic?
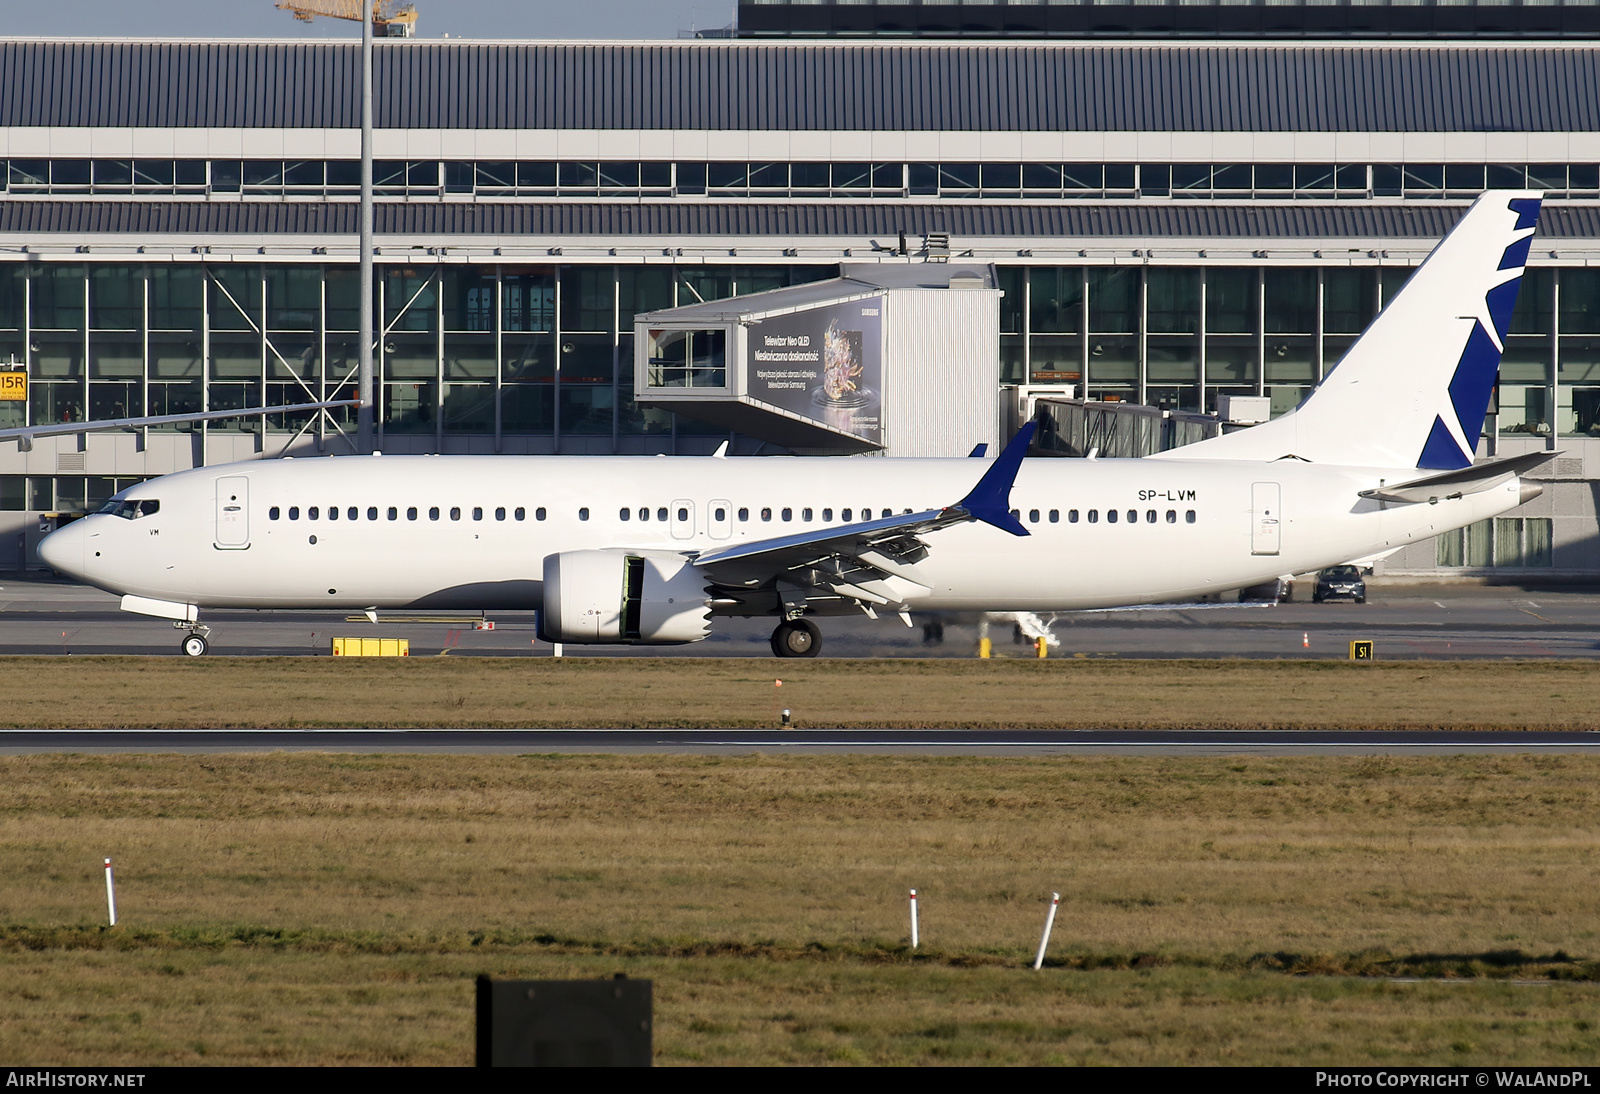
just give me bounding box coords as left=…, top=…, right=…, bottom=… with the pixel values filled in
left=3, top=752, right=1600, bottom=1065
left=5, top=655, right=1600, bottom=729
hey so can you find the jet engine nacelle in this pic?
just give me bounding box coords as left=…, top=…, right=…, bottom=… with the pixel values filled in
left=539, top=549, right=712, bottom=644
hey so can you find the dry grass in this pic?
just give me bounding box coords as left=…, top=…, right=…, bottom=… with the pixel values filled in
left=4, top=655, right=1600, bottom=729
left=3, top=753, right=1600, bottom=1064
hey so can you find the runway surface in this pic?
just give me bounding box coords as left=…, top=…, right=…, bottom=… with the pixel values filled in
left=4, top=728, right=1599, bottom=756
left=4, top=575, right=1600, bottom=661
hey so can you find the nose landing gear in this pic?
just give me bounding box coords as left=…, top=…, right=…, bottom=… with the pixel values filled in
left=770, top=618, right=821, bottom=658
left=175, top=622, right=212, bottom=657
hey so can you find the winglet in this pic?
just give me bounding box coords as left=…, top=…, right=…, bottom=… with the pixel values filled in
left=953, top=421, right=1036, bottom=536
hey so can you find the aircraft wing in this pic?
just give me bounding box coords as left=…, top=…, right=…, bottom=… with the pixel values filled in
left=0, top=399, right=359, bottom=450
left=693, top=421, right=1036, bottom=614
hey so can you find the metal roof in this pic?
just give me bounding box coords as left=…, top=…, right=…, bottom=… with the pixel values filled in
left=2, top=200, right=1596, bottom=240
left=3, top=40, right=1600, bottom=132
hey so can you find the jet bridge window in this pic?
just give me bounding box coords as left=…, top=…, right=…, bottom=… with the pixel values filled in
left=646, top=328, right=727, bottom=389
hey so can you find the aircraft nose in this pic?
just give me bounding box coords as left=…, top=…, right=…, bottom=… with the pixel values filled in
left=37, top=521, right=84, bottom=579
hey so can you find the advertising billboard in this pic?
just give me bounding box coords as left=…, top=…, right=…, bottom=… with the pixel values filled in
left=748, top=295, right=884, bottom=445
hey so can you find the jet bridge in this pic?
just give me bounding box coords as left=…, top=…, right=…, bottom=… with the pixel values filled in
left=634, top=265, right=1001, bottom=457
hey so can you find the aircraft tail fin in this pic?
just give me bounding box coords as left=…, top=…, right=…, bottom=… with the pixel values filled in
left=1155, top=191, right=1542, bottom=470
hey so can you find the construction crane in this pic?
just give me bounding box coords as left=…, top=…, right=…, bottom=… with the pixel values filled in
left=275, top=0, right=417, bottom=37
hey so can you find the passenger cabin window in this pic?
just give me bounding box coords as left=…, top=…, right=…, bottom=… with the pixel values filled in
left=387, top=507, right=397, bottom=521
left=514, top=507, right=525, bottom=521
left=450, top=507, right=462, bottom=521
left=1166, top=510, right=1176, bottom=523
left=842, top=508, right=852, bottom=522
left=1088, top=510, right=1098, bottom=523
left=269, top=506, right=280, bottom=521
left=1029, top=509, right=1040, bottom=523
left=407, top=507, right=418, bottom=520
left=309, top=506, right=320, bottom=520
left=802, top=508, right=813, bottom=522
left=656, top=507, right=668, bottom=522
left=328, top=507, right=338, bottom=521
left=289, top=506, right=300, bottom=520
left=348, top=507, right=358, bottom=521
left=1127, top=509, right=1137, bottom=523
left=496, top=507, right=506, bottom=521
left=1186, top=510, right=1196, bottom=523
left=579, top=508, right=589, bottom=521
left=368, top=507, right=379, bottom=521
left=428, top=507, right=439, bottom=521
left=823, top=508, right=833, bottom=521
left=1068, top=509, right=1079, bottom=523
left=472, top=507, right=483, bottom=521
left=677, top=507, right=688, bottom=522
left=638, top=507, right=649, bottom=521
left=1049, top=510, right=1059, bottom=523
left=738, top=507, right=749, bottom=521
left=535, top=507, right=546, bottom=521
left=781, top=508, right=792, bottom=522
left=714, top=506, right=727, bottom=521
left=1108, top=510, right=1118, bottom=523
left=761, top=508, right=772, bottom=522
left=1146, top=509, right=1156, bottom=523
left=619, top=507, right=631, bottom=521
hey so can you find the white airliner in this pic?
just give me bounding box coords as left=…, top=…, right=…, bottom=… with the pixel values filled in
left=39, top=192, right=1550, bottom=658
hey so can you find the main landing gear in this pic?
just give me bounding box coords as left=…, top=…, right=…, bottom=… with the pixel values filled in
left=771, top=618, right=821, bottom=658
left=176, top=622, right=212, bottom=657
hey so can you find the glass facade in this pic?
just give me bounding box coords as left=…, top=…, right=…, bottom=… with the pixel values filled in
left=0, top=262, right=833, bottom=450
left=2, top=259, right=1591, bottom=448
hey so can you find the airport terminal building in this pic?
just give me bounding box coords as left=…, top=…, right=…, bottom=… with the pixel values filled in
left=2, top=21, right=1600, bottom=577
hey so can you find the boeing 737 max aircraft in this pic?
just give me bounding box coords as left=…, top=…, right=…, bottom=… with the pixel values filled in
left=38, top=192, right=1550, bottom=657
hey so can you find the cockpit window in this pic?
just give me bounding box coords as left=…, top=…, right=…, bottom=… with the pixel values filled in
left=98, top=499, right=159, bottom=520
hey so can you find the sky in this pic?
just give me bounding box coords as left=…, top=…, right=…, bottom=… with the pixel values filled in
left=3, top=1, right=736, bottom=40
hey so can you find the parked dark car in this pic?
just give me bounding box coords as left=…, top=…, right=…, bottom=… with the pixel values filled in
left=1313, top=565, right=1366, bottom=603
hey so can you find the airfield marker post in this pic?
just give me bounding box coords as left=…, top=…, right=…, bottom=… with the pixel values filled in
left=1033, top=891, right=1060, bottom=970
left=104, top=858, right=116, bottom=927
left=910, top=889, right=919, bottom=949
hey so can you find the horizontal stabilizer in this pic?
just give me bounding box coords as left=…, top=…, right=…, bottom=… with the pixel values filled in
left=1357, top=451, right=1555, bottom=504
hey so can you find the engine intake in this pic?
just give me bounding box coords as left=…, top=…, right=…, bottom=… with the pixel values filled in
left=539, top=549, right=712, bottom=644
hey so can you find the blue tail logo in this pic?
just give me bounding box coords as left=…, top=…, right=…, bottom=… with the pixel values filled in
left=1418, top=196, right=1541, bottom=470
